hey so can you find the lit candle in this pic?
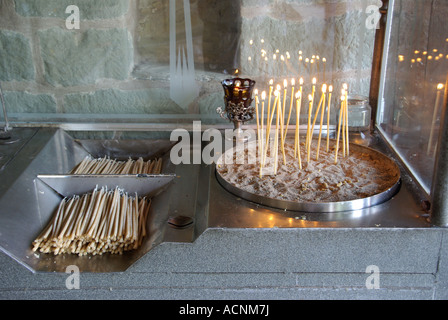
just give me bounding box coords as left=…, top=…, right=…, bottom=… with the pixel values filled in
left=316, top=84, right=327, bottom=160
left=282, top=79, right=288, bottom=140
left=267, top=79, right=274, bottom=136
left=264, top=90, right=279, bottom=169
left=233, top=79, right=242, bottom=99
left=295, top=90, right=302, bottom=169
left=255, top=89, right=260, bottom=162
left=261, top=91, right=266, bottom=165
left=341, top=89, right=346, bottom=157
left=307, top=94, right=313, bottom=163
left=284, top=78, right=295, bottom=142
left=307, top=77, right=317, bottom=151
left=274, top=90, right=280, bottom=174
left=343, top=83, right=349, bottom=156
left=311, top=84, right=326, bottom=137
left=335, top=95, right=346, bottom=164
left=326, top=85, right=333, bottom=152
left=428, top=83, right=445, bottom=155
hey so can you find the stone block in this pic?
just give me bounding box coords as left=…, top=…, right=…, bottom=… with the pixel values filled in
left=39, top=27, right=133, bottom=87
left=14, top=0, right=128, bottom=20
left=0, top=30, right=34, bottom=81
left=63, top=88, right=185, bottom=114
left=3, top=91, right=57, bottom=113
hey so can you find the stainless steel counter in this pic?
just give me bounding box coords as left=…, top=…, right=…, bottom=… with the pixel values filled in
left=0, top=127, right=433, bottom=275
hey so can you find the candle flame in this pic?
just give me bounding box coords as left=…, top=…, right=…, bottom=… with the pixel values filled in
left=437, top=83, right=444, bottom=90
left=305, top=58, right=310, bottom=63
left=322, top=84, right=327, bottom=93
left=269, top=79, right=274, bottom=86
left=283, top=79, right=288, bottom=88
left=276, top=84, right=281, bottom=91
left=261, top=39, right=265, bottom=43
left=255, top=89, right=259, bottom=96
left=298, top=50, right=303, bottom=55
left=329, top=85, right=333, bottom=93
left=274, top=90, right=279, bottom=97
left=299, top=77, right=304, bottom=85
left=341, top=95, right=346, bottom=101
left=281, top=55, right=285, bottom=62
left=291, top=78, right=295, bottom=86
left=299, top=56, right=303, bottom=61
left=296, top=91, right=301, bottom=99
left=323, top=57, right=326, bottom=63
left=343, top=83, right=348, bottom=90
left=273, top=54, right=277, bottom=60
left=249, top=39, right=254, bottom=45
left=308, top=94, right=313, bottom=102
left=262, top=91, right=266, bottom=100
left=312, top=78, right=317, bottom=85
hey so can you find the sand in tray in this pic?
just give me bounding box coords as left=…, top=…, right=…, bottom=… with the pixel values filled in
left=216, top=140, right=400, bottom=203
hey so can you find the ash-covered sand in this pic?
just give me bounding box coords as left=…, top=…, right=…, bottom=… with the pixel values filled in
left=216, top=140, right=400, bottom=203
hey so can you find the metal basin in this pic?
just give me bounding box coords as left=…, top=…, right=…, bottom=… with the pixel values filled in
left=0, top=129, right=178, bottom=272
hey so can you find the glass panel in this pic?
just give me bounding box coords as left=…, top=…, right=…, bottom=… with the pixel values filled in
left=377, top=0, right=448, bottom=195
left=0, top=0, right=376, bottom=127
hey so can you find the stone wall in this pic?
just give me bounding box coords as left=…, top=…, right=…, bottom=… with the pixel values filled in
left=0, top=0, right=377, bottom=126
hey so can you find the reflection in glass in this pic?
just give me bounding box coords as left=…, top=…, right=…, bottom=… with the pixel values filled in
left=378, top=0, right=448, bottom=194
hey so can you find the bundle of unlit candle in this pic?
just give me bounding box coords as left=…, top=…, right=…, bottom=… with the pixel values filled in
left=70, top=156, right=163, bottom=175
left=32, top=187, right=151, bottom=256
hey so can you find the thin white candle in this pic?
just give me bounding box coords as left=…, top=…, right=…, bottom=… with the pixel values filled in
left=295, top=90, right=302, bottom=169
left=284, top=78, right=295, bottom=142
left=326, top=85, right=333, bottom=152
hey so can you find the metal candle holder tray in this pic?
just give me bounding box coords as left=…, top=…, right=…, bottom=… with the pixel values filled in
left=0, top=129, right=178, bottom=272
left=215, top=141, right=401, bottom=213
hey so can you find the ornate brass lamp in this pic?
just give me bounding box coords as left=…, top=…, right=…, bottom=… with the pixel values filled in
left=217, top=78, right=256, bottom=140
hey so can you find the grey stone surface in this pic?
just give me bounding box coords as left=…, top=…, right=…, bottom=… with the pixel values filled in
left=63, top=88, right=185, bottom=114
left=129, top=228, right=442, bottom=274
left=39, top=27, right=133, bottom=87
left=0, top=30, right=34, bottom=81
left=0, top=226, right=445, bottom=300
left=14, top=0, right=129, bottom=20
left=3, top=91, right=57, bottom=113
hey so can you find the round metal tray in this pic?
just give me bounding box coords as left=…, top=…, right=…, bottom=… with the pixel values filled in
left=215, top=142, right=401, bottom=213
